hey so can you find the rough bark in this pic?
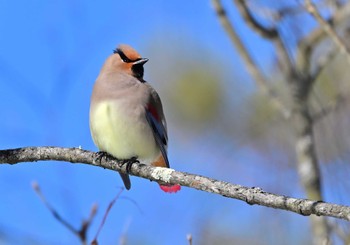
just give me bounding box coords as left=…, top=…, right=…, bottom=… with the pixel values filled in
left=1, top=146, right=350, bottom=222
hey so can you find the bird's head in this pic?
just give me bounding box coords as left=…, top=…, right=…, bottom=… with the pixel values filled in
left=112, top=44, right=148, bottom=79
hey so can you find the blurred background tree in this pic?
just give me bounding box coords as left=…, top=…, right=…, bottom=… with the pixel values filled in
left=211, top=0, right=350, bottom=244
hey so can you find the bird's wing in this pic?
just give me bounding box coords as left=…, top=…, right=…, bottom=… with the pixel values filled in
left=145, top=88, right=169, bottom=168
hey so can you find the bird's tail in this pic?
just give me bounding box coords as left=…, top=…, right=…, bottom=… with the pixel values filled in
left=152, top=155, right=181, bottom=193
left=119, top=173, right=131, bottom=190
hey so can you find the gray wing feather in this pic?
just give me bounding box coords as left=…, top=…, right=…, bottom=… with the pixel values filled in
left=145, top=89, right=169, bottom=168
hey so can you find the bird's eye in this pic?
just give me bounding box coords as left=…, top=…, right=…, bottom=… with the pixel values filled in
left=120, top=54, right=129, bottom=63
left=113, top=49, right=131, bottom=63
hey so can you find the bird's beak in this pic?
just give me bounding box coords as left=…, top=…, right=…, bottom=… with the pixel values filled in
left=133, top=58, right=149, bottom=66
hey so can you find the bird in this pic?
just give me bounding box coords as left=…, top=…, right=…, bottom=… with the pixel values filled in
left=89, top=44, right=181, bottom=193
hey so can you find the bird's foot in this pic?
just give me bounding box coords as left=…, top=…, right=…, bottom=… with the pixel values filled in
left=95, top=151, right=113, bottom=164
left=118, top=156, right=139, bottom=173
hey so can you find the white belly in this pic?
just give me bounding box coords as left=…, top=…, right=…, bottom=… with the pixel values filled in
left=90, top=101, right=159, bottom=164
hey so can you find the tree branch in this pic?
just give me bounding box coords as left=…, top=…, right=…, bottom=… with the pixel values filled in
left=32, top=181, right=97, bottom=245
left=233, top=0, right=296, bottom=78
left=312, top=93, right=346, bottom=122
left=1, top=146, right=350, bottom=221
left=304, top=0, right=350, bottom=67
left=233, top=0, right=278, bottom=39
left=91, top=190, right=123, bottom=245
left=297, top=0, right=350, bottom=73
left=212, top=0, right=292, bottom=119
left=311, top=47, right=339, bottom=81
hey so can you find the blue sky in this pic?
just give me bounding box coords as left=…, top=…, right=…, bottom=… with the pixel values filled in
left=0, top=1, right=323, bottom=244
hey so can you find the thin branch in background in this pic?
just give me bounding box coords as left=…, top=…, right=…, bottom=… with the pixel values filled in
left=119, top=196, right=144, bottom=215
left=119, top=217, right=132, bottom=245
left=311, top=47, right=339, bottom=80
left=297, top=0, right=350, bottom=73
left=81, top=204, right=98, bottom=244
left=312, top=93, right=346, bottom=122
left=234, top=0, right=278, bottom=39
left=328, top=220, right=349, bottom=244
left=91, top=189, right=124, bottom=245
left=32, top=181, right=97, bottom=245
left=304, top=0, right=350, bottom=67
left=234, top=0, right=296, bottom=80
left=32, top=181, right=77, bottom=234
left=248, top=1, right=334, bottom=21
left=187, top=234, right=193, bottom=245
left=277, top=2, right=315, bottom=19
left=212, top=0, right=292, bottom=119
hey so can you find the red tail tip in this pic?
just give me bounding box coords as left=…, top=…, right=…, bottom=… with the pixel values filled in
left=159, top=184, right=181, bottom=193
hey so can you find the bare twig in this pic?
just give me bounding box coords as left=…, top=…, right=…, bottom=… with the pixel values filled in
left=312, top=48, right=339, bottom=81
left=304, top=0, right=350, bottom=67
left=32, top=181, right=97, bottom=245
left=234, top=0, right=278, bottom=39
left=81, top=204, right=98, bottom=244
left=297, top=0, right=350, bottom=73
left=212, top=0, right=291, bottom=119
left=32, top=181, right=77, bottom=235
left=313, top=93, right=346, bottom=122
left=234, top=0, right=297, bottom=84
left=248, top=1, right=335, bottom=21
left=119, top=218, right=132, bottom=245
left=91, top=189, right=124, bottom=245
left=119, top=196, right=143, bottom=214
left=187, top=234, right=193, bottom=245
left=2, top=146, right=350, bottom=221
left=328, top=220, right=349, bottom=244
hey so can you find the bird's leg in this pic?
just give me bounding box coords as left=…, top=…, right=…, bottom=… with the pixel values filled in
left=118, top=156, right=139, bottom=173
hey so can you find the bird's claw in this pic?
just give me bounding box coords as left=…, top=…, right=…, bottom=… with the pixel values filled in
left=95, top=151, right=113, bottom=164
left=96, top=152, right=139, bottom=173
left=118, top=156, right=139, bottom=173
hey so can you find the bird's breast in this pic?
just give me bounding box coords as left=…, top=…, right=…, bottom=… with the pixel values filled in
left=90, top=100, right=159, bottom=163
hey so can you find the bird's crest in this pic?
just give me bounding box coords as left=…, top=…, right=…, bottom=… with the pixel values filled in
left=113, top=44, right=141, bottom=62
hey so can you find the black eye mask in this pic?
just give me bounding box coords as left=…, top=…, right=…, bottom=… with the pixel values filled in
left=113, top=48, right=141, bottom=63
